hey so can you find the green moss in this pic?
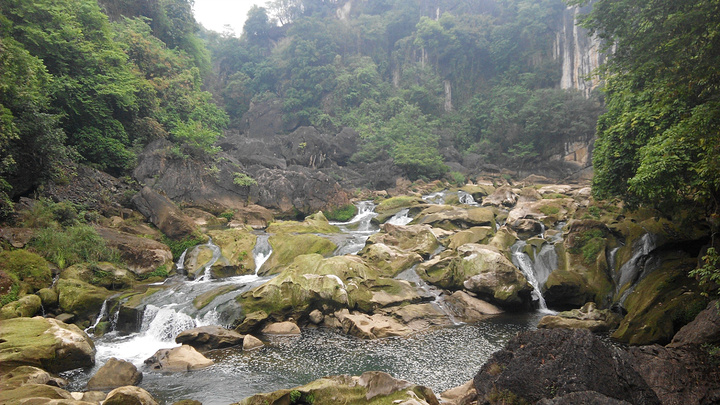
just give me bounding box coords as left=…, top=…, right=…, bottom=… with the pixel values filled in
left=260, top=234, right=336, bottom=276
left=267, top=212, right=340, bottom=234
left=539, top=204, right=561, bottom=216
left=163, top=235, right=206, bottom=261
left=0, top=250, right=52, bottom=293
left=324, top=204, right=358, bottom=222
left=375, top=196, right=425, bottom=213
left=486, top=388, right=530, bottom=405
left=138, top=264, right=169, bottom=281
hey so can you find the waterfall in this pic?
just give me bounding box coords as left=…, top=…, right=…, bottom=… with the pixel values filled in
left=386, top=208, right=413, bottom=226
left=458, top=191, right=479, bottom=206
left=253, top=234, right=272, bottom=275
left=422, top=190, right=446, bottom=205
left=195, top=239, right=222, bottom=282
left=511, top=241, right=552, bottom=313
left=396, top=266, right=461, bottom=325
left=613, top=232, right=658, bottom=305
left=176, top=248, right=188, bottom=274
left=85, top=299, right=109, bottom=334
left=330, top=201, right=379, bottom=256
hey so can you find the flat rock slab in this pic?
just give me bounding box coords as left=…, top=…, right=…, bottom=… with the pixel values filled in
left=261, top=321, right=301, bottom=335
left=175, top=325, right=244, bottom=352
left=144, top=345, right=213, bottom=372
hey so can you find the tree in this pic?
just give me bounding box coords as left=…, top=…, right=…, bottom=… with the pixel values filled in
left=572, top=0, right=720, bottom=214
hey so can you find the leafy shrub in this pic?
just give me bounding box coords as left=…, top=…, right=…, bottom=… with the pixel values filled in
left=569, top=229, right=606, bottom=265
left=690, top=247, right=720, bottom=301
left=539, top=204, right=560, bottom=216
left=0, top=283, right=20, bottom=307
left=233, top=172, right=258, bottom=187
left=219, top=210, right=235, bottom=221
left=162, top=235, right=205, bottom=260
left=30, top=225, right=118, bottom=269
left=448, top=171, right=466, bottom=186
left=324, top=204, right=357, bottom=222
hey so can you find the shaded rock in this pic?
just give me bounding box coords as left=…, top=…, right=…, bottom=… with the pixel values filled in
left=234, top=311, right=269, bottom=335
left=0, top=317, right=95, bottom=372
left=0, top=365, right=68, bottom=388
left=340, top=312, right=411, bottom=339
left=61, top=262, right=135, bottom=291
left=87, top=358, right=142, bottom=390
left=96, top=227, right=173, bottom=276
left=537, top=391, right=632, bottom=405
left=242, top=334, right=263, bottom=351
left=669, top=300, right=720, bottom=348
left=104, top=386, right=158, bottom=405
left=440, top=380, right=477, bottom=405
left=144, top=345, right=213, bottom=372
left=308, top=309, right=324, bottom=325
left=175, top=325, right=244, bottom=352
left=0, top=293, right=42, bottom=319
left=628, top=344, right=720, bottom=405
left=261, top=321, right=301, bottom=335
left=0, top=227, right=34, bottom=248
left=131, top=186, right=197, bottom=240
left=365, top=223, right=440, bottom=259
left=443, top=291, right=503, bottom=323
left=473, top=328, right=659, bottom=405
left=507, top=218, right=543, bottom=239
left=36, top=288, right=58, bottom=308
left=538, top=302, right=622, bottom=332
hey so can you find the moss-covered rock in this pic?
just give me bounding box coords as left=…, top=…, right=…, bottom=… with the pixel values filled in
left=259, top=233, right=337, bottom=276
left=415, top=205, right=495, bottom=231
left=36, top=287, right=58, bottom=308
left=0, top=294, right=42, bottom=320
left=365, top=223, right=440, bottom=259
left=375, top=195, right=426, bottom=214
left=56, top=278, right=113, bottom=324
left=537, top=302, right=622, bottom=332
left=266, top=211, right=340, bottom=234
left=359, top=243, right=423, bottom=278
left=206, top=228, right=257, bottom=276
left=0, top=383, right=75, bottom=404
left=0, top=317, right=95, bottom=372
left=461, top=184, right=495, bottom=202
left=612, top=252, right=706, bottom=345
left=61, top=262, right=135, bottom=290
left=0, top=250, right=52, bottom=295
left=446, top=226, right=494, bottom=250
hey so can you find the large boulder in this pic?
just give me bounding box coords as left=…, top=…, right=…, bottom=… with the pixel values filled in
left=175, top=325, right=245, bottom=351
left=259, top=233, right=337, bottom=276
left=340, top=312, right=412, bottom=339
left=56, top=278, right=112, bottom=324
left=206, top=228, right=257, bottom=276
left=104, top=386, right=159, bottom=405
left=144, top=345, right=214, bottom=372
left=0, top=250, right=53, bottom=295
left=417, top=244, right=532, bottom=308
left=61, top=262, right=135, bottom=291
left=538, top=302, right=622, bottom=332
left=443, top=291, right=503, bottom=323
left=87, top=357, right=142, bottom=390
left=359, top=243, right=423, bottom=278
left=364, top=223, right=440, bottom=259
left=0, top=294, right=42, bottom=319
left=446, top=227, right=494, bottom=250
left=0, top=317, right=95, bottom=372
left=131, top=186, right=198, bottom=240
left=669, top=300, right=720, bottom=348
left=481, top=186, right=518, bottom=208
left=473, top=328, right=659, bottom=405
left=261, top=321, right=301, bottom=335
left=415, top=206, right=495, bottom=231
left=96, top=227, right=173, bottom=276
left=235, top=372, right=439, bottom=405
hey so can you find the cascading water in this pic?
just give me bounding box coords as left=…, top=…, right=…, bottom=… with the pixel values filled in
left=457, top=191, right=479, bottom=206
left=195, top=239, right=223, bottom=282
left=253, top=234, right=272, bottom=275
left=613, top=232, right=659, bottom=306
left=510, top=241, right=553, bottom=313
left=386, top=208, right=413, bottom=226
left=395, top=266, right=461, bottom=325
left=422, top=190, right=446, bottom=205
left=330, top=201, right=379, bottom=255
left=85, top=299, right=109, bottom=334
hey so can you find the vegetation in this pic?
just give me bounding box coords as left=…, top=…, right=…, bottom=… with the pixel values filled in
left=162, top=235, right=206, bottom=260
left=233, top=172, right=258, bottom=187
left=324, top=204, right=358, bottom=222
left=30, top=225, right=118, bottom=269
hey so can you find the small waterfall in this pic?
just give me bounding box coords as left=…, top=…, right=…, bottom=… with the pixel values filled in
left=331, top=201, right=379, bottom=256
left=533, top=243, right=558, bottom=288
left=253, top=234, right=272, bottom=275
left=396, top=267, right=461, bottom=325
left=422, top=190, right=446, bottom=205
left=385, top=208, right=413, bottom=226
left=458, top=191, right=479, bottom=206
left=86, top=299, right=110, bottom=334
left=511, top=241, right=552, bottom=313
left=176, top=248, right=188, bottom=274
left=615, top=233, right=657, bottom=294
left=196, top=239, right=222, bottom=282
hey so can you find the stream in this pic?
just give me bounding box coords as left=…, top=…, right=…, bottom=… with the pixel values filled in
left=62, top=197, right=559, bottom=404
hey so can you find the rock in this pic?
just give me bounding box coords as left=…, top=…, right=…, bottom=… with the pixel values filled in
left=235, top=372, right=438, bottom=405
left=0, top=227, right=35, bottom=248
left=341, top=312, right=411, bottom=339
left=0, top=250, right=53, bottom=294
left=628, top=344, right=720, bottom=405
left=538, top=302, right=622, bottom=332
left=669, top=300, right=720, bottom=348
left=56, top=278, right=112, bottom=323
left=0, top=293, right=42, bottom=319
left=440, top=380, right=477, bottom=405
left=0, top=383, right=76, bottom=404
left=418, top=244, right=532, bottom=308
left=61, top=262, right=135, bottom=291
left=77, top=391, right=108, bottom=402
left=104, top=386, right=158, bottom=405
left=507, top=218, right=544, bottom=239
left=360, top=243, right=423, bottom=278
left=175, top=325, right=244, bottom=352
left=261, top=321, right=301, bottom=335
left=173, top=400, right=203, bottom=405
left=87, top=358, right=142, bottom=390
left=144, top=345, right=214, bottom=372
left=206, top=229, right=257, bottom=276
left=308, top=309, right=324, bottom=325
left=481, top=186, right=518, bottom=208
left=242, top=334, right=263, bottom=351
left=234, top=311, right=268, bottom=335
left=131, top=186, right=198, bottom=240
left=0, top=317, right=95, bottom=372
left=389, top=303, right=450, bottom=331
left=536, top=391, right=632, bottom=405
left=443, top=291, right=503, bottom=322
left=473, top=328, right=659, bottom=405
left=55, top=313, right=75, bottom=324
left=416, top=206, right=495, bottom=231
left=365, top=223, right=440, bottom=259
left=96, top=227, right=173, bottom=276
left=36, top=288, right=58, bottom=308
left=447, top=227, right=494, bottom=250
left=0, top=365, right=68, bottom=388
left=228, top=205, right=275, bottom=229
left=259, top=233, right=337, bottom=276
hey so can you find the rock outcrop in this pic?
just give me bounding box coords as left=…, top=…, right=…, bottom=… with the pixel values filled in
left=538, top=302, right=621, bottom=332
left=175, top=325, right=245, bottom=352
left=96, top=227, right=174, bottom=276
left=87, top=357, right=142, bottom=390
left=144, top=345, right=214, bottom=372
left=131, top=186, right=198, bottom=240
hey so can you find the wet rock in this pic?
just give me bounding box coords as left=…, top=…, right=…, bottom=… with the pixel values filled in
left=261, top=321, right=301, bottom=335
left=0, top=317, right=95, bottom=372
left=206, top=229, right=257, bottom=276
left=242, top=334, right=263, bottom=351
left=259, top=233, right=337, bottom=276
left=447, top=227, right=494, bottom=250
left=416, top=206, right=495, bottom=231
left=131, top=186, right=198, bottom=240
left=473, top=328, right=659, bottom=405
left=443, top=291, right=503, bottom=322
left=365, top=223, right=440, bottom=259
left=0, top=294, right=42, bottom=319
left=628, top=344, right=720, bottom=405
left=96, top=227, right=173, bottom=276
left=340, top=312, right=411, bottom=339
left=87, top=358, right=142, bottom=390
left=56, top=279, right=112, bottom=324
left=538, top=302, right=622, bottom=332
left=175, top=325, right=245, bottom=352
left=0, top=366, right=68, bottom=389
left=669, top=300, right=720, bottom=348
left=234, top=311, right=269, bottom=335
left=104, top=386, right=158, bottom=405
left=360, top=243, right=423, bottom=278
left=144, top=345, right=213, bottom=372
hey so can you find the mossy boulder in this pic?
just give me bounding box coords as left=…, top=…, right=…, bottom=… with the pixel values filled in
left=0, top=294, right=42, bottom=319
left=488, top=228, right=518, bottom=251
left=612, top=252, right=706, bottom=345
left=0, top=317, right=95, bottom=372
left=235, top=372, right=439, bottom=405
left=417, top=244, right=532, bottom=308
left=538, top=302, right=622, bottom=332
left=359, top=243, right=423, bottom=277
left=0, top=383, right=76, bottom=404
left=61, top=262, right=135, bottom=290
left=447, top=226, right=494, bottom=249
left=36, top=287, right=58, bottom=308
left=266, top=211, right=340, bottom=234
left=364, top=223, right=440, bottom=259
left=460, top=184, right=495, bottom=202
left=0, top=250, right=52, bottom=295
left=415, top=205, right=495, bottom=231
left=96, top=227, right=173, bottom=276
left=375, top=195, right=426, bottom=214
left=56, top=278, right=113, bottom=324
left=206, top=228, right=257, bottom=276
left=259, top=233, right=337, bottom=276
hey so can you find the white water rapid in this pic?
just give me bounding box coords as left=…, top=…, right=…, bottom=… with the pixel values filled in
left=329, top=200, right=379, bottom=255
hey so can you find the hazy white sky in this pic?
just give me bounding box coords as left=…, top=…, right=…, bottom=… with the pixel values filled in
left=194, top=0, right=268, bottom=36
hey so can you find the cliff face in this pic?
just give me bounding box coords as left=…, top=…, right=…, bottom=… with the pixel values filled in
left=555, top=4, right=607, bottom=98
